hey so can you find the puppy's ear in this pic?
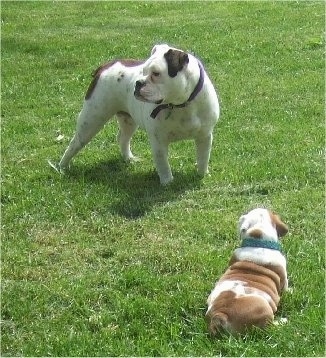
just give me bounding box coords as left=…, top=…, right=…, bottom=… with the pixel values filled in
left=151, top=45, right=158, bottom=55
left=164, top=49, right=189, bottom=77
left=238, top=214, right=248, bottom=236
left=270, top=211, right=288, bottom=237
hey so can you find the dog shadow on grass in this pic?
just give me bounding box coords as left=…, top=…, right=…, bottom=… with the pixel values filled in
left=65, top=158, right=202, bottom=219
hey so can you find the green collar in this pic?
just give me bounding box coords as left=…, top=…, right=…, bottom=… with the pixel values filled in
left=241, top=237, right=282, bottom=252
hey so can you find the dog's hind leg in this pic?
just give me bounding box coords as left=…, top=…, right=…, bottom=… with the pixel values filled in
left=195, top=133, right=213, bottom=176
left=116, top=112, right=139, bottom=161
left=59, top=102, right=114, bottom=169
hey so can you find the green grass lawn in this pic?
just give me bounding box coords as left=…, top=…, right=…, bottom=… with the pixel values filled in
left=1, top=1, right=325, bottom=356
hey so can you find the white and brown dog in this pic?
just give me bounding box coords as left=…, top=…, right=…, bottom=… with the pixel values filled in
left=57, top=44, right=220, bottom=184
left=206, top=208, right=289, bottom=335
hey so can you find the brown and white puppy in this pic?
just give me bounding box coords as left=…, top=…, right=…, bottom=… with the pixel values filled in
left=57, top=44, right=220, bottom=185
left=206, top=208, right=289, bottom=335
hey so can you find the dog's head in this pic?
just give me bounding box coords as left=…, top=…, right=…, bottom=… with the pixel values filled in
left=134, top=44, right=192, bottom=105
left=238, top=208, right=288, bottom=241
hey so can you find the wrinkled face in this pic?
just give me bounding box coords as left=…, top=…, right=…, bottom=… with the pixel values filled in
left=134, top=44, right=189, bottom=105
left=238, top=208, right=288, bottom=241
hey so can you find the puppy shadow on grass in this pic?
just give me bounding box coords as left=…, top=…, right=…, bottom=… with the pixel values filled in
left=64, top=158, right=202, bottom=219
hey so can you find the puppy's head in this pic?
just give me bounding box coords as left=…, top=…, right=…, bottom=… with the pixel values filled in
left=134, top=44, right=190, bottom=105
left=238, top=208, right=288, bottom=241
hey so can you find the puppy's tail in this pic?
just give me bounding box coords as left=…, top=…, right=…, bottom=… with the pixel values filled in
left=208, top=312, right=229, bottom=336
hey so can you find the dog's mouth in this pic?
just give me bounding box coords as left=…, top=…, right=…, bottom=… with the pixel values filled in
left=134, top=91, right=163, bottom=105
left=134, top=80, right=163, bottom=104
left=136, top=96, right=163, bottom=105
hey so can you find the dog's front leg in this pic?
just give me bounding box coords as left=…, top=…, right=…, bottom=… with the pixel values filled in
left=195, top=133, right=213, bottom=176
left=149, top=138, right=173, bottom=185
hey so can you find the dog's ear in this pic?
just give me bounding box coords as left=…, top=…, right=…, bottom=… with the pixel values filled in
left=164, top=49, right=189, bottom=77
left=270, top=211, right=288, bottom=237
left=151, top=45, right=158, bottom=55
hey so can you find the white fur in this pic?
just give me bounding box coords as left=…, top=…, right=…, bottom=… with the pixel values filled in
left=58, top=44, right=220, bottom=185
left=207, top=280, right=246, bottom=308
left=233, top=247, right=287, bottom=267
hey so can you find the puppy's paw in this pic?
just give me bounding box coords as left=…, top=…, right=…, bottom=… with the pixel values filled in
left=273, top=317, right=288, bottom=326
left=286, top=287, right=294, bottom=294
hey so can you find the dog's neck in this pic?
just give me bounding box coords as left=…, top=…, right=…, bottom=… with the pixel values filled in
left=150, top=60, right=205, bottom=119
left=240, top=237, right=282, bottom=252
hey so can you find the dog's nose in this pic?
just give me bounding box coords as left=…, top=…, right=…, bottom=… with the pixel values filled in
left=135, top=80, right=143, bottom=91
left=134, top=80, right=144, bottom=97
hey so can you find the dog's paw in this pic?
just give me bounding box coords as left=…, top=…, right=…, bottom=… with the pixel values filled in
left=197, top=166, right=210, bottom=177
left=127, top=155, right=142, bottom=163
left=160, top=176, right=174, bottom=185
left=48, top=160, right=64, bottom=174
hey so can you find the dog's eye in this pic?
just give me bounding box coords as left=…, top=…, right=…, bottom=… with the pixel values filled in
left=152, top=72, right=160, bottom=77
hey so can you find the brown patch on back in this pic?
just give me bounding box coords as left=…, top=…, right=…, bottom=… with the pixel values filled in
left=164, top=49, right=189, bottom=77
left=269, top=211, right=288, bottom=237
left=207, top=290, right=274, bottom=335
left=85, top=59, right=144, bottom=100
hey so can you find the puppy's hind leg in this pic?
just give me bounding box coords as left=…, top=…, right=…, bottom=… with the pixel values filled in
left=116, top=112, right=139, bottom=161
left=59, top=102, right=114, bottom=169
